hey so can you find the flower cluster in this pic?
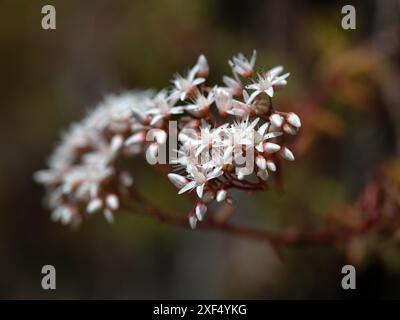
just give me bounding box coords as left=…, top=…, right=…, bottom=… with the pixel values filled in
left=35, top=51, right=301, bottom=229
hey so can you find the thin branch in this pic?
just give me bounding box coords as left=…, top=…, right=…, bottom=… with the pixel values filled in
left=123, top=188, right=381, bottom=247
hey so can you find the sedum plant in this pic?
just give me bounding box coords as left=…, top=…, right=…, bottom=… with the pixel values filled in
left=35, top=51, right=304, bottom=241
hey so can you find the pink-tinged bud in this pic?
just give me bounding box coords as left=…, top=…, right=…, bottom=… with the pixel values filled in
left=87, top=198, right=103, bottom=214
left=168, top=173, right=188, bottom=189
left=257, top=169, right=269, bottom=181
left=119, top=171, right=134, bottom=187
left=281, top=147, right=295, bottom=161
left=106, top=194, right=119, bottom=211
left=196, top=55, right=209, bottom=77
left=270, top=114, right=283, bottom=128
left=283, top=124, right=297, bottom=135
left=195, top=202, right=207, bottom=221
left=216, top=189, right=227, bottom=202
left=189, top=215, right=197, bottom=229
left=264, top=142, right=281, bottom=153
left=266, top=160, right=276, bottom=172
left=125, top=131, right=145, bottom=146
left=256, top=155, right=267, bottom=170
left=103, top=208, right=115, bottom=223
left=287, top=112, right=301, bottom=128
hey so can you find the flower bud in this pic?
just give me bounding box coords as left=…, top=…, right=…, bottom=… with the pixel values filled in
left=264, top=142, right=281, bottom=154
left=168, top=173, right=188, bottom=189
left=287, top=112, right=301, bottom=128
left=281, top=147, right=295, bottom=161
left=195, top=202, right=207, bottom=221
left=270, top=114, right=283, bottom=128
left=216, top=189, right=227, bottom=202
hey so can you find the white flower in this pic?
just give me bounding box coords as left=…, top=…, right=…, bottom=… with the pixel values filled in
left=146, top=90, right=183, bottom=126
left=228, top=50, right=256, bottom=77
left=171, top=65, right=205, bottom=101
left=246, top=66, right=290, bottom=102
left=35, top=51, right=301, bottom=229
left=185, top=90, right=214, bottom=116
left=178, top=164, right=223, bottom=198
left=228, top=90, right=256, bottom=117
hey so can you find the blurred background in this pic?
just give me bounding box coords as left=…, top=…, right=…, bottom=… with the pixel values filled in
left=1, top=0, right=400, bottom=299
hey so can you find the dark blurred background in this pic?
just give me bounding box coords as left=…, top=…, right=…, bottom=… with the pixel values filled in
left=1, top=0, right=400, bottom=299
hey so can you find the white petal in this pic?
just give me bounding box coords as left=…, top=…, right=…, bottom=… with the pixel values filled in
left=150, top=114, right=163, bottom=126
left=125, top=132, right=145, bottom=146
left=265, top=86, right=274, bottom=97
left=193, top=78, right=206, bottom=86
left=258, top=122, right=270, bottom=136
left=255, top=142, right=264, bottom=152
left=264, top=131, right=283, bottom=139
left=247, top=90, right=260, bottom=104
left=269, top=65, right=283, bottom=77
left=178, top=181, right=196, bottom=194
